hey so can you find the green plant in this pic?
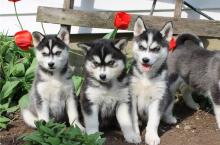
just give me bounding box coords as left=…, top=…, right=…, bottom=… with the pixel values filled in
left=0, top=33, right=35, bottom=128
left=19, top=120, right=105, bottom=145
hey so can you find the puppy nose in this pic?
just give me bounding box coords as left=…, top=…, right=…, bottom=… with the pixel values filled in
left=48, top=62, right=54, bottom=67
left=142, top=58, right=149, bottom=64
left=99, top=74, right=106, bottom=80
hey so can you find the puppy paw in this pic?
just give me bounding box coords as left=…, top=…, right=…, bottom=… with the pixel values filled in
left=124, top=132, right=142, bottom=143
left=145, top=132, right=160, bottom=145
left=163, top=115, right=177, bottom=124
left=187, top=102, right=200, bottom=110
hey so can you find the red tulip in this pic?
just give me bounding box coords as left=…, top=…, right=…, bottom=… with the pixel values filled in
left=169, top=37, right=176, bottom=52
left=14, top=30, right=33, bottom=51
left=8, top=0, right=21, bottom=2
left=114, top=12, right=131, bottom=30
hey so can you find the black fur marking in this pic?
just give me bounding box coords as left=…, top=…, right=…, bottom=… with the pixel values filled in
left=60, top=62, right=68, bottom=75
left=211, top=84, right=220, bottom=105
left=85, top=39, right=126, bottom=66
left=36, top=35, right=68, bottom=57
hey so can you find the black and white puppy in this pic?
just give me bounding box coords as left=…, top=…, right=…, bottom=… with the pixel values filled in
left=22, top=27, right=84, bottom=130
left=130, top=17, right=177, bottom=145
left=77, top=39, right=141, bottom=143
left=167, top=33, right=220, bottom=129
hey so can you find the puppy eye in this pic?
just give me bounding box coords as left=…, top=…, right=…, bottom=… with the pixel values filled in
left=93, top=61, right=99, bottom=67
left=108, top=60, right=115, bottom=66
left=42, top=52, right=49, bottom=56
left=139, top=45, right=145, bottom=50
left=55, top=51, right=61, bottom=56
left=151, top=46, right=160, bottom=52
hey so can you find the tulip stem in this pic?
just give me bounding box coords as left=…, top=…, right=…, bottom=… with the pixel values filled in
left=13, top=2, right=23, bottom=30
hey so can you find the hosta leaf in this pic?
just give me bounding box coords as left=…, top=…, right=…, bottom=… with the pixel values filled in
left=19, top=94, right=29, bottom=109
left=0, top=81, right=19, bottom=99
left=7, top=105, right=19, bottom=113
left=0, top=116, right=10, bottom=123
left=0, top=122, right=7, bottom=129
left=25, top=58, right=36, bottom=81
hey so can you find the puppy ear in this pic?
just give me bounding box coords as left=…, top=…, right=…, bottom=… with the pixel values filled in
left=32, top=31, right=44, bottom=47
left=57, top=27, right=69, bottom=45
left=160, top=21, right=173, bottom=41
left=77, top=42, right=93, bottom=53
left=114, top=39, right=128, bottom=50
left=134, top=17, right=146, bottom=37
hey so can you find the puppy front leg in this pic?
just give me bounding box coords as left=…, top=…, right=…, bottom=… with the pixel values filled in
left=132, top=96, right=140, bottom=134
left=83, top=104, right=99, bottom=134
left=213, top=104, right=220, bottom=129
left=116, top=102, right=141, bottom=143
left=66, top=94, right=84, bottom=131
left=145, top=100, right=161, bottom=145
left=37, top=102, right=49, bottom=122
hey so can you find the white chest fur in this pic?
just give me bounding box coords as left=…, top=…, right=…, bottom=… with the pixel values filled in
left=86, top=82, right=130, bottom=116
left=37, top=74, right=73, bottom=115
left=130, top=72, right=167, bottom=112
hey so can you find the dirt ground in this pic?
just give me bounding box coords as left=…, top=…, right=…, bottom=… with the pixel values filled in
left=1, top=102, right=220, bottom=145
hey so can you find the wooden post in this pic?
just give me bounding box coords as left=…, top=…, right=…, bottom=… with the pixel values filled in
left=174, top=0, right=183, bottom=18
left=62, top=0, right=74, bottom=32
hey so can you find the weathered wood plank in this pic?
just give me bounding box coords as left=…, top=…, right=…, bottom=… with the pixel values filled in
left=62, top=0, right=74, bottom=32
left=174, top=0, right=183, bottom=18
left=37, top=6, right=220, bottom=37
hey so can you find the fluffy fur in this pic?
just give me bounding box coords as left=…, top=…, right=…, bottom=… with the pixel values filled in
left=21, top=27, right=84, bottom=130
left=167, top=33, right=220, bottom=128
left=78, top=39, right=141, bottom=143
left=130, top=17, right=177, bottom=145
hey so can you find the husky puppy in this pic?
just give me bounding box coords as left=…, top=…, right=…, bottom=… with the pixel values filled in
left=77, top=39, right=141, bottom=143
left=22, top=27, right=84, bottom=130
left=130, top=17, right=177, bottom=145
left=167, top=33, right=220, bottom=129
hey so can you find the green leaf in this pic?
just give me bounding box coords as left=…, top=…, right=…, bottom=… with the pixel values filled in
left=22, top=58, right=31, bottom=69
left=0, top=116, right=10, bottom=123
left=0, top=122, right=7, bottom=129
left=19, top=94, right=29, bottom=109
left=103, top=29, right=118, bottom=39
left=25, top=58, right=36, bottom=81
left=72, top=76, right=84, bottom=96
left=12, top=63, right=25, bottom=77
left=46, top=137, right=61, bottom=145
left=0, top=81, right=19, bottom=99
left=22, top=132, right=44, bottom=143
left=7, top=105, right=19, bottom=113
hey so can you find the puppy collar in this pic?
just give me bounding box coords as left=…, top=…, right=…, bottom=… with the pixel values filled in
left=169, top=37, right=176, bottom=52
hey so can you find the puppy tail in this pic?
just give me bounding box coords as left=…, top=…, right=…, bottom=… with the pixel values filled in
left=21, top=109, right=37, bottom=128
left=176, top=33, right=204, bottom=48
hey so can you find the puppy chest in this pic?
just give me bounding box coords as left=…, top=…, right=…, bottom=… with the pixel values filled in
left=37, top=80, right=72, bottom=104
left=131, top=76, right=166, bottom=102
left=86, top=87, right=129, bottom=113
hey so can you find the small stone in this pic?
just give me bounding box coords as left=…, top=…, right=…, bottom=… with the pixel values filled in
left=184, top=125, right=191, bottom=130
left=176, top=125, right=180, bottom=129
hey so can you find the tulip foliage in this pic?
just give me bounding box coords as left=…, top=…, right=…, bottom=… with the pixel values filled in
left=0, top=33, right=35, bottom=129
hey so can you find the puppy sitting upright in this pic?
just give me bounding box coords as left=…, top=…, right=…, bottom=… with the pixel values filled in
left=77, top=39, right=141, bottom=143
left=22, top=27, right=83, bottom=130
left=130, top=17, right=177, bottom=145
left=167, top=33, right=220, bottom=129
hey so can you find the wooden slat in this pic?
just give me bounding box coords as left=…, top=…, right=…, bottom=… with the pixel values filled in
left=174, top=0, right=183, bottom=18
left=37, top=6, right=220, bottom=37
left=62, top=0, right=74, bottom=32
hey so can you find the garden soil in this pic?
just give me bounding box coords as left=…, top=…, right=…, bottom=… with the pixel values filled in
left=1, top=102, right=220, bottom=145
